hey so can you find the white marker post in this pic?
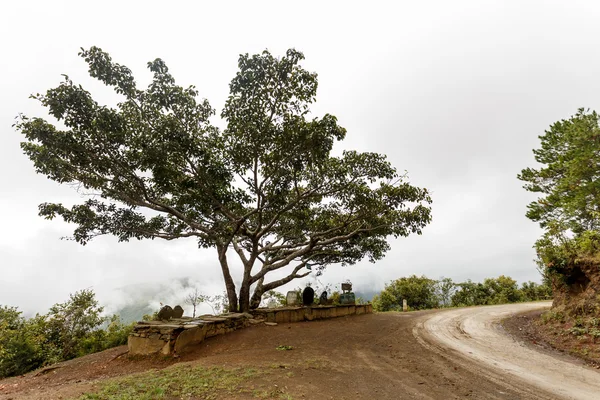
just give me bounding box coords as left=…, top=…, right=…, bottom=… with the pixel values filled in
left=403, top=299, right=408, bottom=312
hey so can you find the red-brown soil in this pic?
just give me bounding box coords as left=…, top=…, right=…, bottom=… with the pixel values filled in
left=502, top=309, right=600, bottom=368
left=1, top=311, right=541, bottom=400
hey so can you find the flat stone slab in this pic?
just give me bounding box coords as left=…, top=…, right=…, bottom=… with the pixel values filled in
left=156, top=324, right=186, bottom=329
left=252, top=306, right=303, bottom=313
left=222, top=313, right=245, bottom=319
left=200, top=317, right=228, bottom=322
left=183, top=321, right=205, bottom=328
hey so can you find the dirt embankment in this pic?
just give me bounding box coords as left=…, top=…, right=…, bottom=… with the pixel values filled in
left=551, top=258, right=600, bottom=317
left=526, top=257, right=600, bottom=368
left=503, top=309, right=600, bottom=368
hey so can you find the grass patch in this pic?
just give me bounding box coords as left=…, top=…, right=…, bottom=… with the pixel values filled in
left=78, top=364, right=263, bottom=400
left=303, top=357, right=332, bottom=370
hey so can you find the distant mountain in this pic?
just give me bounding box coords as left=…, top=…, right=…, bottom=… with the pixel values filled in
left=354, top=290, right=379, bottom=302
left=107, top=279, right=195, bottom=323
left=115, top=303, right=155, bottom=323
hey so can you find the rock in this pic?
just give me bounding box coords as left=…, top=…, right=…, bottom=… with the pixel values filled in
left=223, top=313, right=245, bottom=320
left=136, top=320, right=162, bottom=325
left=340, top=292, right=356, bottom=305
left=286, top=291, right=299, bottom=306
left=267, top=299, right=278, bottom=308
left=264, top=322, right=278, bottom=326
left=174, top=324, right=207, bottom=354
left=128, top=336, right=167, bottom=355
left=201, top=316, right=227, bottom=322
left=172, top=305, right=184, bottom=318
left=302, top=287, right=315, bottom=306
left=158, top=305, right=174, bottom=321
left=319, top=291, right=328, bottom=304
left=183, top=321, right=204, bottom=328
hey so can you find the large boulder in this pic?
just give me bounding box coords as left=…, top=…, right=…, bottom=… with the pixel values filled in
left=319, top=291, right=328, bottom=305
left=172, top=305, right=184, bottom=318
left=158, top=305, right=174, bottom=321
left=286, top=291, right=299, bottom=306
left=302, top=287, right=315, bottom=306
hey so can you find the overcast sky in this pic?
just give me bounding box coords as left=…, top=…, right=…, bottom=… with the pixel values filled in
left=2, top=0, right=599, bottom=316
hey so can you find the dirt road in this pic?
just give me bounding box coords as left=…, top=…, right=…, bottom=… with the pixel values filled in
left=3, top=303, right=600, bottom=399
left=414, top=301, right=600, bottom=400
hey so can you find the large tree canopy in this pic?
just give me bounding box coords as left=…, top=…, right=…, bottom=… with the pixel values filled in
left=16, top=47, right=432, bottom=312
left=519, top=108, right=600, bottom=235
left=518, top=108, right=600, bottom=279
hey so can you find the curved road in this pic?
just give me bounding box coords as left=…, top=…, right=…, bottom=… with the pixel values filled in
left=414, top=302, right=600, bottom=400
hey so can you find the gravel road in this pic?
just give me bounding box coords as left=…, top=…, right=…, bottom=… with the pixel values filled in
left=414, top=302, right=600, bottom=400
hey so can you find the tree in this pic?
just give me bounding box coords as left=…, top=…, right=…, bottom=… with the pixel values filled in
left=206, top=292, right=229, bottom=315
left=450, top=280, right=490, bottom=307
left=518, top=108, right=600, bottom=236
left=16, top=47, right=432, bottom=312
left=262, top=290, right=286, bottom=307
left=482, top=275, right=522, bottom=304
left=435, top=277, right=455, bottom=307
left=185, top=287, right=206, bottom=318
left=45, top=289, right=105, bottom=360
left=0, top=291, right=134, bottom=378
left=518, top=109, right=600, bottom=291
left=0, top=307, right=45, bottom=378
left=520, top=281, right=552, bottom=301
left=372, top=275, right=438, bottom=311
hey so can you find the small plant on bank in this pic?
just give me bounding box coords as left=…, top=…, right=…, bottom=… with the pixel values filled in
left=540, top=310, right=566, bottom=324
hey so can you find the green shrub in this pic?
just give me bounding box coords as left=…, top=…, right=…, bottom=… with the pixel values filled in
left=540, top=310, right=565, bottom=324
left=0, top=290, right=136, bottom=378
left=373, top=275, right=438, bottom=311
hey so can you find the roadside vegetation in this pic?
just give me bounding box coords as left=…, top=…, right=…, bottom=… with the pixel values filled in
left=538, top=310, right=600, bottom=362
left=0, top=289, right=133, bottom=379
left=371, top=275, right=552, bottom=312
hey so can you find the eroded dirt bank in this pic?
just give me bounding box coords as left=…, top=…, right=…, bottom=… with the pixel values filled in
left=2, top=304, right=592, bottom=400
left=503, top=309, right=600, bottom=367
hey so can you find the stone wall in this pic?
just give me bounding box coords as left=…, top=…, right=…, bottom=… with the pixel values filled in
left=128, top=304, right=372, bottom=356
left=250, top=304, right=373, bottom=323
left=128, top=313, right=252, bottom=356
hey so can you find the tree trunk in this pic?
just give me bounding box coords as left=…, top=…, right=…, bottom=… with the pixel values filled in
left=239, top=283, right=251, bottom=312
left=217, top=245, right=239, bottom=313
left=250, top=277, right=265, bottom=309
